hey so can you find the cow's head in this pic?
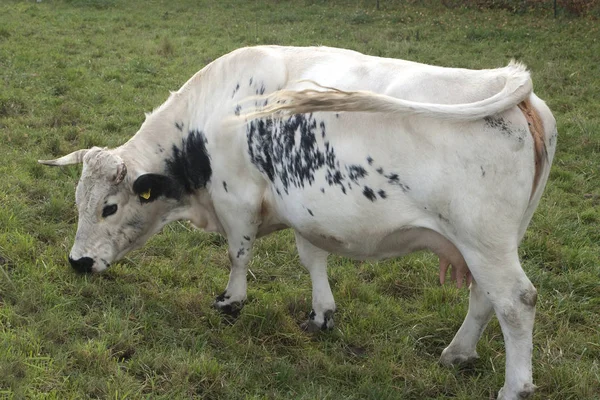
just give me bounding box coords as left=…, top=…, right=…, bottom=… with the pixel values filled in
left=39, top=147, right=185, bottom=273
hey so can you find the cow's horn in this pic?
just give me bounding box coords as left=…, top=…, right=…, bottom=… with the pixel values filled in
left=114, top=162, right=127, bottom=185
left=38, top=149, right=89, bottom=166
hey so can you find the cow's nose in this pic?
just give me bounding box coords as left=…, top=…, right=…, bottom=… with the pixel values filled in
left=69, top=256, right=94, bottom=273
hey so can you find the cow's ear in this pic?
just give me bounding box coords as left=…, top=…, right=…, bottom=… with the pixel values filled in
left=133, top=174, right=179, bottom=203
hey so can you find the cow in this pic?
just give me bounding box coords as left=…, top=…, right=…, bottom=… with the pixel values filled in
left=39, top=46, right=557, bottom=399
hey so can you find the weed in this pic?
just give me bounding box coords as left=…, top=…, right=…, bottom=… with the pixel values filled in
left=158, top=37, right=174, bottom=57
left=0, top=97, right=27, bottom=117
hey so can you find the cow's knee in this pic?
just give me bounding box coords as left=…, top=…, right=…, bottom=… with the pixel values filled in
left=497, top=282, right=537, bottom=330
left=519, top=285, right=537, bottom=308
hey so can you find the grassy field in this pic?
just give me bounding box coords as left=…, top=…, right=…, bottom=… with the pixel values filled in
left=1, top=0, right=599, bottom=399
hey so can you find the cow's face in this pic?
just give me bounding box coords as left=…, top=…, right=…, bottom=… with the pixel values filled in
left=40, top=147, right=182, bottom=273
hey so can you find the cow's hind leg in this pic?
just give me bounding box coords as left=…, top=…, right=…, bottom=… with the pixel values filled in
left=294, top=232, right=335, bottom=331
left=456, top=249, right=537, bottom=400
left=440, top=279, right=494, bottom=366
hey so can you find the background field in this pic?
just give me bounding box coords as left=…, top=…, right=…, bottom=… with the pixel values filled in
left=1, top=1, right=599, bottom=399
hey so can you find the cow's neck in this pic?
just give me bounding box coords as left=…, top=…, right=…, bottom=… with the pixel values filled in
left=113, top=67, right=228, bottom=234
left=116, top=50, right=254, bottom=174
left=115, top=66, right=216, bottom=167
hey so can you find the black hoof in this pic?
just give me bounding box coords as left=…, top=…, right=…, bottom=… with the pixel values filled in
left=214, top=301, right=244, bottom=317
left=301, top=309, right=335, bottom=332
left=213, top=291, right=245, bottom=319
left=300, top=320, right=320, bottom=332
left=214, top=290, right=229, bottom=303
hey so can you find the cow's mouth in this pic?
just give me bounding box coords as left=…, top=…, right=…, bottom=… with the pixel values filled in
left=68, top=256, right=111, bottom=273
left=69, top=256, right=94, bottom=273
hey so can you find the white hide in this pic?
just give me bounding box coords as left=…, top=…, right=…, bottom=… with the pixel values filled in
left=41, top=46, right=556, bottom=400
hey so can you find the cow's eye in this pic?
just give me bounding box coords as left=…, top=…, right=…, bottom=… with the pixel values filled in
left=102, top=204, right=118, bottom=218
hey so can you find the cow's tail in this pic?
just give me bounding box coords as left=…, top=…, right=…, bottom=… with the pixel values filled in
left=250, top=61, right=532, bottom=121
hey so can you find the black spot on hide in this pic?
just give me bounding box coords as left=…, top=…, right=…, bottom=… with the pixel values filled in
left=363, top=186, right=376, bottom=202
left=223, top=181, right=228, bottom=192
left=247, top=119, right=275, bottom=182
left=247, top=113, right=344, bottom=194
left=247, top=115, right=408, bottom=199
left=166, top=130, right=212, bottom=193
left=484, top=116, right=522, bottom=142
left=175, top=122, right=184, bottom=132
left=385, top=172, right=410, bottom=193
left=347, top=165, right=367, bottom=183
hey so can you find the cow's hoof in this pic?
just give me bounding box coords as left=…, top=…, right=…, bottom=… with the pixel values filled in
left=214, top=301, right=244, bottom=317
left=439, top=347, right=479, bottom=367
left=301, top=309, right=335, bottom=332
left=516, top=384, right=536, bottom=399
left=497, top=383, right=536, bottom=400
left=213, top=291, right=245, bottom=317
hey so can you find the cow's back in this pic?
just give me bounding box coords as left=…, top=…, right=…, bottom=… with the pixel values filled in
left=272, top=46, right=511, bottom=106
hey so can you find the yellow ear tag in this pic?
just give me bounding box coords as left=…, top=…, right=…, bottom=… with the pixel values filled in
left=140, top=189, right=151, bottom=200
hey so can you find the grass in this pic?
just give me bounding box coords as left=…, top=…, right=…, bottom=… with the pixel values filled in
left=1, top=0, right=599, bottom=398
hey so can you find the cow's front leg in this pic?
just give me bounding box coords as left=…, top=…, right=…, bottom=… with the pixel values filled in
left=213, top=233, right=255, bottom=316
left=209, top=180, right=262, bottom=317
left=294, top=232, right=335, bottom=331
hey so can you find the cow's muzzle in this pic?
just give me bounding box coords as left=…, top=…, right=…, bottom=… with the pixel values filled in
left=69, top=256, right=94, bottom=273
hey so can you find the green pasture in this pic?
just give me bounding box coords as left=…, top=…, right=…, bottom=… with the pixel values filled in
left=0, top=0, right=598, bottom=398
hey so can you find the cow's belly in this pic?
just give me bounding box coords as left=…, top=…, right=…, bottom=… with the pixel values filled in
left=260, top=180, right=466, bottom=266
left=298, top=224, right=460, bottom=262
left=299, top=227, right=418, bottom=260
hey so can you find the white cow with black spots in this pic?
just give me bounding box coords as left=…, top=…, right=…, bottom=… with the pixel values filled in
left=40, top=46, right=556, bottom=400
